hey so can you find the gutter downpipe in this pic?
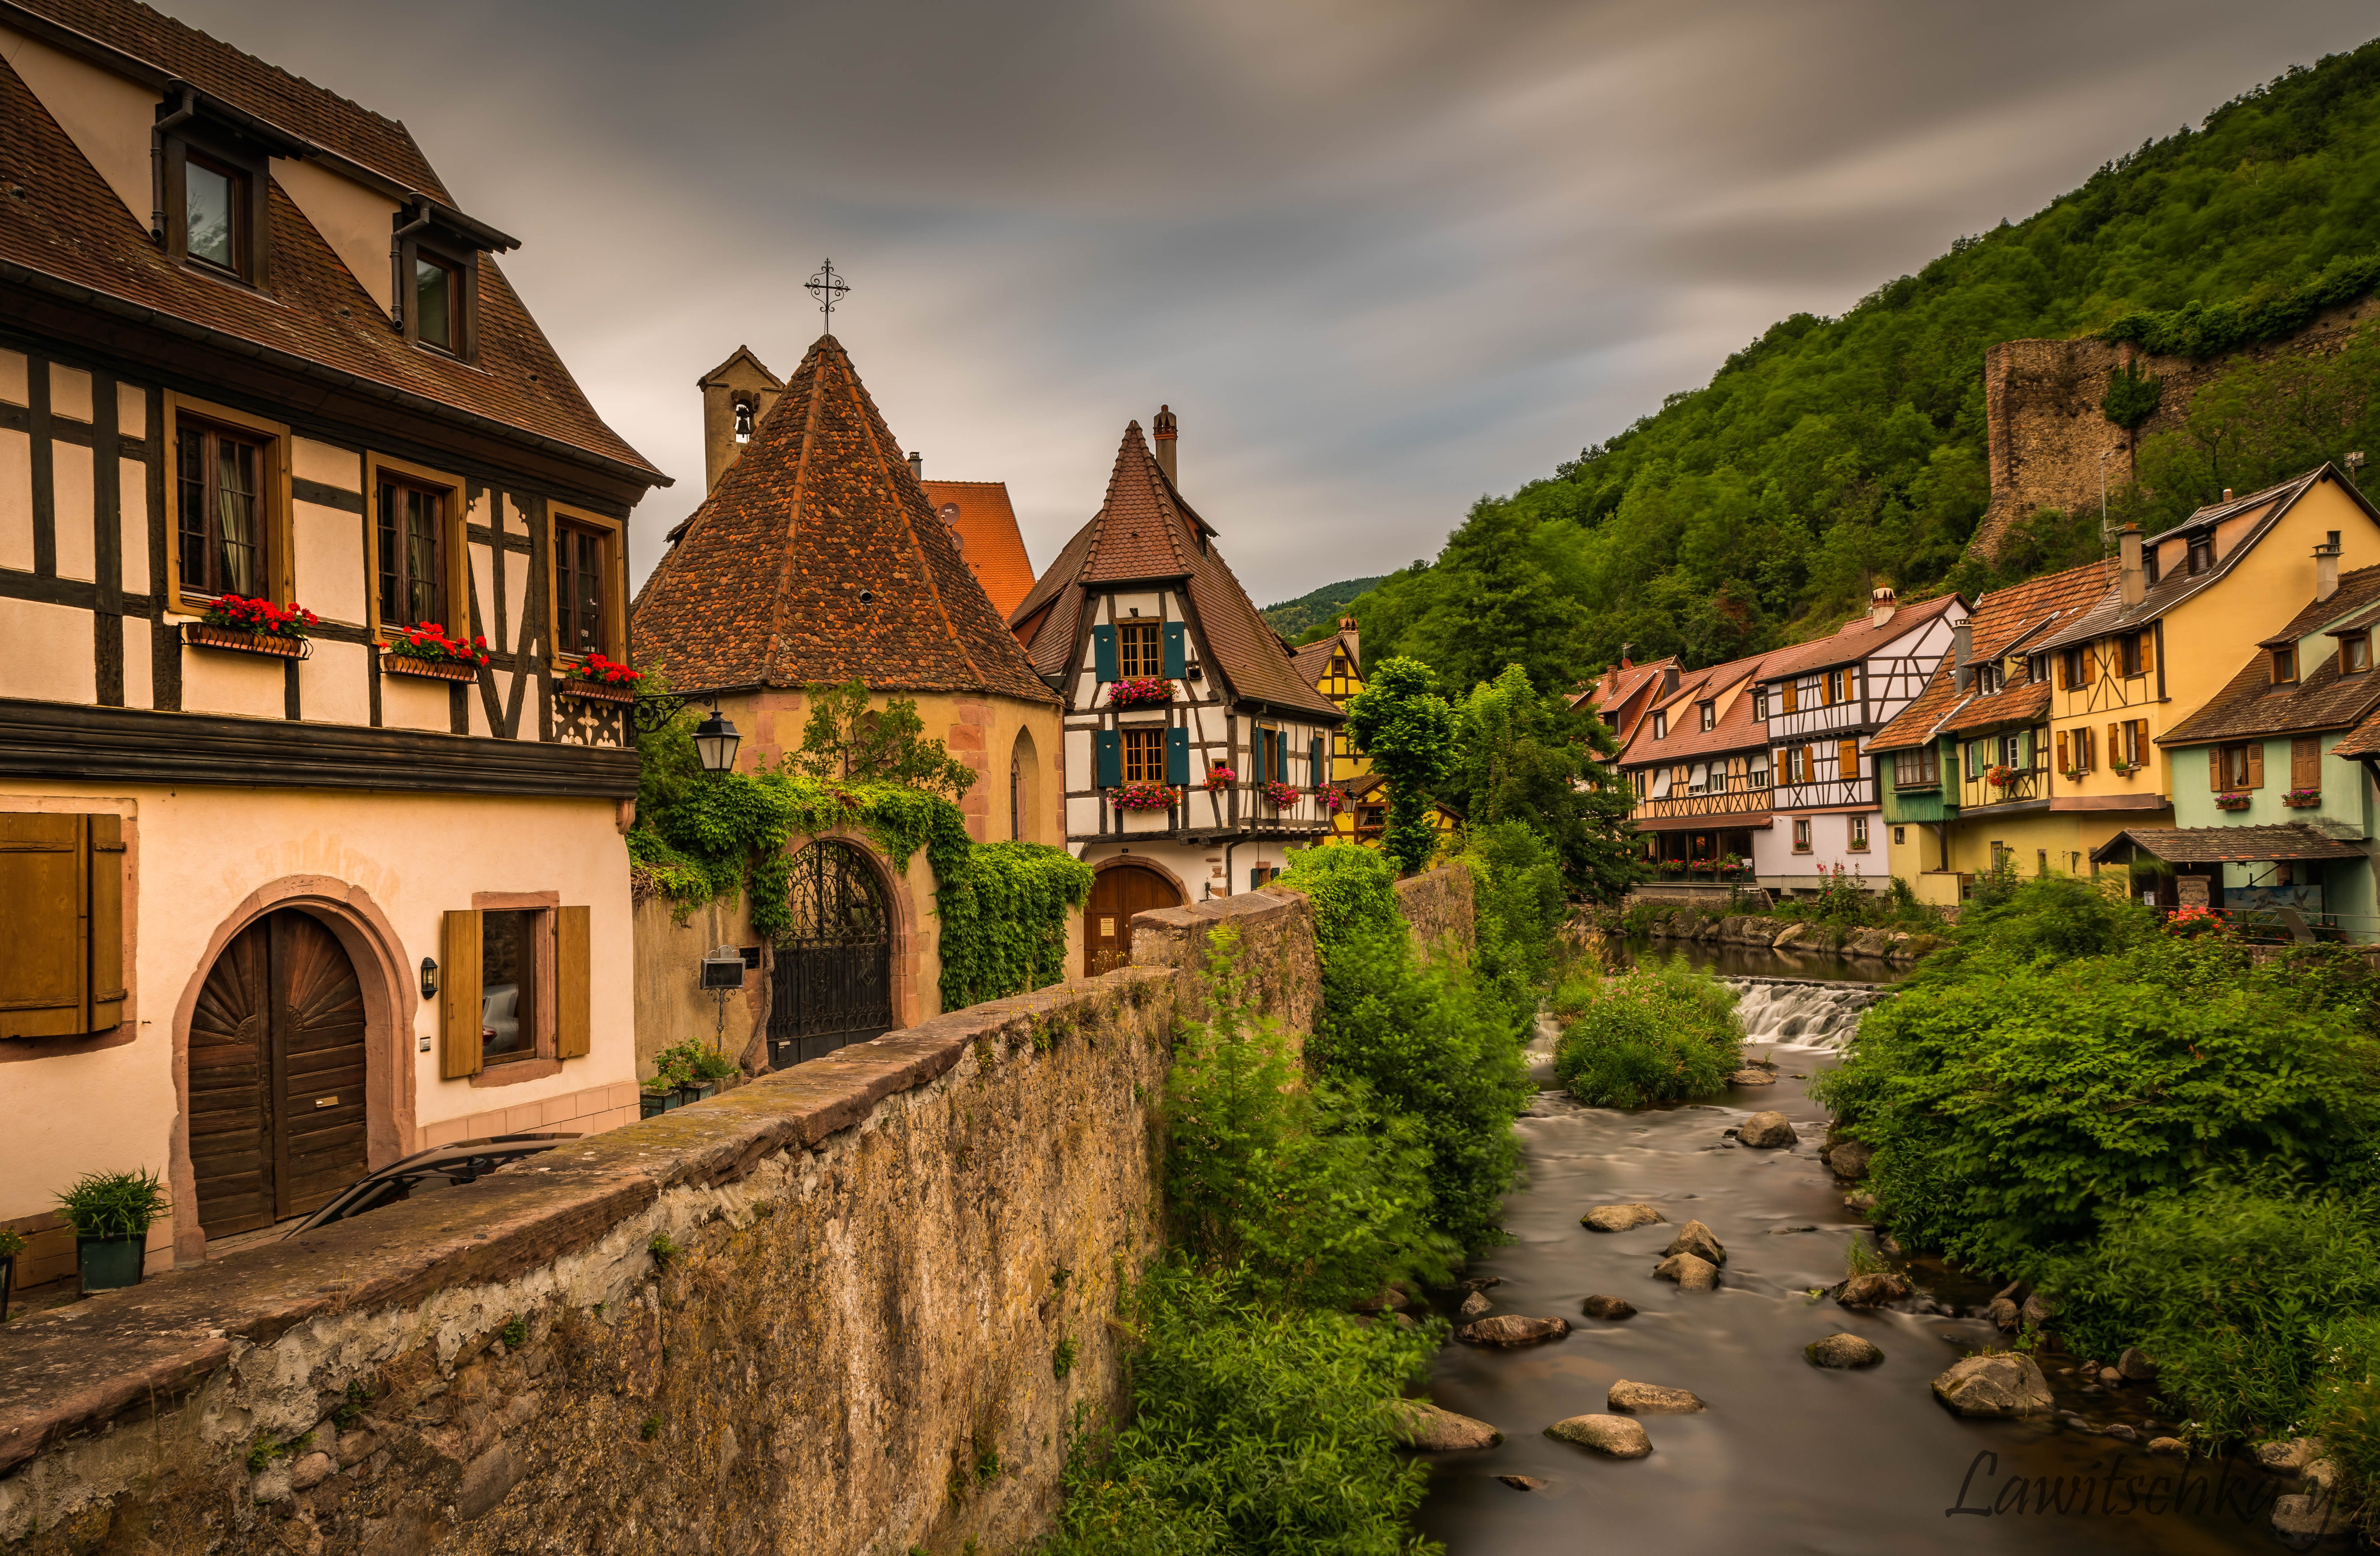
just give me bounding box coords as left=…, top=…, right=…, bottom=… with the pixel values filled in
left=389, top=203, right=432, bottom=332
left=149, top=86, right=196, bottom=245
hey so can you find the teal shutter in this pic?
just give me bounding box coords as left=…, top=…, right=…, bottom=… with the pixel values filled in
left=1166, top=728, right=1190, bottom=785
left=1272, top=732, right=1287, bottom=782
left=1095, top=730, right=1121, bottom=788
left=1163, top=622, right=1186, bottom=678
left=1310, top=736, right=1324, bottom=784
left=1092, top=626, right=1118, bottom=683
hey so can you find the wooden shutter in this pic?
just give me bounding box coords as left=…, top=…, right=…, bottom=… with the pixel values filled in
left=1095, top=729, right=1121, bottom=788
left=555, top=906, right=591, bottom=1060
left=2211, top=748, right=2225, bottom=790
left=0, top=814, right=91, bottom=1040
left=1838, top=740, right=1860, bottom=784
left=2056, top=731, right=2070, bottom=771
left=2294, top=736, right=2322, bottom=790
left=1781, top=682, right=1797, bottom=713
left=2138, top=632, right=2155, bottom=676
left=1092, top=625, right=1118, bottom=682
left=86, top=815, right=125, bottom=1032
left=441, top=909, right=484, bottom=1079
left=2107, top=724, right=2120, bottom=770
left=1162, top=622, right=1186, bottom=678
left=2246, top=743, right=2265, bottom=788
left=1165, top=727, right=1190, bottom=786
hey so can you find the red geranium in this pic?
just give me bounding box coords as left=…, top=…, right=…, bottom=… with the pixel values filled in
left=569, top=650, right=645, bottom=686
left=204, top=594, right=317, bottom=640
left=387, top=620, right=491, bottom=667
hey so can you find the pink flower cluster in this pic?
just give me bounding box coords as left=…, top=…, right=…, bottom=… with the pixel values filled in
left=1107, top=677, right=1175, bottom=708
left=1261, top=781, right=1301, bottom=808
left=1109, top=780, right=1180, bottom=811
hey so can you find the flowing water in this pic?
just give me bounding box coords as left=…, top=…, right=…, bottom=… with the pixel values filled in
left=1410, top=966, right=2280, bottom=1555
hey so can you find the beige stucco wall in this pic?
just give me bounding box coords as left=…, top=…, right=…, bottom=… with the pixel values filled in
left=0, top=781, right=636, bottom=1270
left=0, top=25, right=155, bottom=224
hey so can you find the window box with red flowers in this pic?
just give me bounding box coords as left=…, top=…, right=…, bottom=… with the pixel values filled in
left=1984, top=765, right=2015, bottom=790
left=2214, top=791, right=2252, bottom=811
left=1109, top=780, right=1180, bottom=812
left=1106, top=677, right=1175, bottom=709
left=1261, top=781, right=1301, bottom=809
left=184, top=595, right=317, bottom=660
left=557, top=651, right=644, bottom=704
left=1202, top=764, right=1236, bottom=793
left=2284, top=787, right=2322, bottom=808
left=382, top=622, right=490, bottom=682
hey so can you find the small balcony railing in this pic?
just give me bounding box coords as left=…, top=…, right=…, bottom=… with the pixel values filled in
left=1977, top=766, right=2044, bottom=804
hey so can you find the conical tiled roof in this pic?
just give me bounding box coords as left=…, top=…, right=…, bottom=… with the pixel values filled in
left=632, top=336, right=1055, bottom=703
left=1011, top=422, right=1341, bottom=720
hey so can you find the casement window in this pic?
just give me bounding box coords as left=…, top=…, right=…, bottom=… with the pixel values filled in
left=1796, top=745, right=1818, bottom=784
left=1698, top=701, right=1716, bottom=732
left=439, top=906, right=591, bottom=1079
left=2214, top=743, right=2262, bottom=790
left=161, top=118, right=271, bottom=287
left=1118, top=622, right=1162, bottom=679
left=377, top=478, right=449, bottom=630
left=555, top=516, right=616, bottom=658
left=1630, top=769, right=1647, bottom=798
left=183, top=153, right=246, bottom=276
left=2343, top=633, right=2373, bottom=674
left=1652, top=711, right=1667, bottom=740
left=1848, top=815, right=1870, bottom=851
left=414, top=254, right=462, bottom=354
left=1997, top=733, right=2022, bottom=770
left=2188, top=536, right=2214, bottom=575
left=0, top=813, right=126, bottom=1041
left=1122, top=728, right=1166, bottom=783
left=2058, top=646, right=2093, bottom=689
left=2272, top=646, right=2298, bottom=684
left=1973, top=662, right=2003, bottom=695
left=1792, top=818, right=1812, bottom=853
left=2118, top=632, right=2155, bottom=678
left=2143, top=549, right=2161, bottom=586
left=1751, top=689, right=1769, bottom=720
left=1330, top=652, right=1349, bottom=677
left=1892, top=745, right=1938, bottom=788
left=1825, top=668, right=1852, bottom=704
left=395, top=213, right=483, bottom=361
left=1688, top=763, right=1709, bottom=795
left=177, top=421, right=269, bottom=601
left=2110, top=719, right=2150, bottom=770
left=1837, top=740, right=1861, bottom=786
left=2293, top=736, right=2322, bottom=791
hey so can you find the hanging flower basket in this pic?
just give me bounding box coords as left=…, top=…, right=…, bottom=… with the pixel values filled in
left=1261, top=781, right=1301, bottom=809
left=2284, top=787, right=2321, bottom=807
left=1107, top=677, right=1175, bottom=708
left=2214, top=791, right=2252, bottom=811
left=383, top=621, right=489, bottom=681
left=1203, top=764, right=1237, bottom=793
left=558, top=651, right=643, bottom=703
left=1320, top=788, right=1345, bottom=814
left=187, top=595, right=318, bottom=659
left=1109, top=780, right=1180, bottom=811
left=1985, top=765, right=2015, bottom=789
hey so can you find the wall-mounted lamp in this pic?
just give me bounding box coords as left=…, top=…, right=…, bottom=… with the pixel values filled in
left=693, top=711, right=741, bottom=773
left=419, top=957, right=440, bottom=999
left=629, top=692, right=740, bottom=772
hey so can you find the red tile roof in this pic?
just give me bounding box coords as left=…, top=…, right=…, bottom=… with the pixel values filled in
left=632, top=335, right=1054, bottom=704
left=1012, top=423, right=1341, bottom=721
left=1755, top=594, right=1963, bottom=682
left=1616, top=651, right=1774, bottom=767
left=921, top=480, right=1036, bottom=620
left=0, top=2, right=658, bottom=485
left=1870, top=563, right=2108, bottom=753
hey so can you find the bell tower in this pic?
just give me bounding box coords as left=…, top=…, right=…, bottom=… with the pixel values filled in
left=697, top=345, right=784, bottom=494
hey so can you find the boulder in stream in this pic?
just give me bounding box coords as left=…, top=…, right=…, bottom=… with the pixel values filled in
left=1608, top=1379, right=1706, bottom=1413
left=1663, top=1221, right=1728, bottom=1266
left=1581, top=1203, right=1666, bottom=1233
left=1738, top=1111, right=1798, bottom=1148
left=1729, top=1068, right=1778, bottom=1087
left=1458, top=1290, right=1491, bottom=1319
left=2019, top=1291, right=2056, bottom=1330
left=1771, top=924, right=1816, bottom=951
left=1833, top=1272, right=1911, bottom=1308
left=1581, top=1294, right=1637, bottom=1320
left=1804, top=1333, right=1884, bottom=1368
left=1654, top=1253, right=1720, bottom=1290
left=1496, top=1475, right=1547, bottom=1491
left=2117, top=1347, right=2159, bottom=1382
left=1545, top=1414, right=1652, bottom=1459
left=2148, top=1437, right=2186, bottom=1457
left=1985, top=1297, right=2021, bottom=1331
left=1931, top=1354, right=2055, bottom=1418
left=1825, top=1140, right=1874, bottom=1180
left=1386, top=1400, right=1503, bottom=1451
left=1457, top=1315, right=1571, bottom=1346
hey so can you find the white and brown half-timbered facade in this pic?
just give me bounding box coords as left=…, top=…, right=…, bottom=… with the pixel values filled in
left=0, top=0, right=665, bottom=1289
left=1751, top=589, right=1965, bottom=891
left=1011, top=412, right=1344, bottom=971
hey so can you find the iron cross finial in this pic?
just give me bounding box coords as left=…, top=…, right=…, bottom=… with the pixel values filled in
left=806, top=259, right=850, bottom=328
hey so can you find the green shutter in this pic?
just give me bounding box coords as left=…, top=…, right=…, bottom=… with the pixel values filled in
left=1310, top=736, right=1325, bottom=785
left=1163, top=622, right=1186, bottom=678
left=1272, top=731, right=1287, bottom=782
left=1092, top=625, right=1118, bottom=682
left=1166, top=727, right=1190, bottom=785
left=1095, top=729, right=1121, bottom=788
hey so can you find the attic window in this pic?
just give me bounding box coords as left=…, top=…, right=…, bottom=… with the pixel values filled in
left=394, top=212, right=484, bottom=362
left=2272, top=646, right=2297, bottom=685
left=2188, top=535, right=2214, bottom=576
left=162, top=113, right=271, bottom=287
left=414, top=255, right=460, bottom=352
left=183, top=155, right=241, bottom=273
left=1697, top=701, right=1715, bottom=732
left=1651, top=710, right=1667, bottom=740
left=2344, top=633, right=2373, bottom=675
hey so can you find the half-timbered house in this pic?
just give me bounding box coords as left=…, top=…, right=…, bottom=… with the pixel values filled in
left=1752, top=589, right=1964, bottom=893
left=1292, top=616, right=1458, bottom=855
left=1614, top=649, right=1775, bottom=895
left=0, top=0, right=665, bottom=1288
left=1574, top=654, right=1679, bottom=748
left=1009, top=413, right=1343, bottom=970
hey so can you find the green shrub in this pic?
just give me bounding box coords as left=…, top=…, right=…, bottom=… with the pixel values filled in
left=1553, top=957, right=1741, bottom=1107
left=1041, top=1264, right=1440, bottom=1556
left=1465, top=818, right=1565, bottom=993
left=2310, top=1311, right=2380, bottom=1534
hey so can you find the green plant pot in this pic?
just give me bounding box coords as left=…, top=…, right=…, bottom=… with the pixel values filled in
left=639, top=1092, right=672, bottom=1120
left=76, top=1234, right=142, bottom=1292
left=677, top=1083, right=715, bottom=1106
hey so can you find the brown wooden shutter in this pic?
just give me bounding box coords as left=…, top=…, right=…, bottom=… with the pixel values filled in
left=2107, top=724, right=2120, bottom=768
left=2211, top=748, right=2226, bottom=790
left=555, top=906, right=591, bottom=1059
left=2138, top=632, right=2155, bottom=675
left=86, top=814, right=126, bottom=1032
left=1782, top=682, right=1797, bottom=713
left=2056, top=731, right=2070, bottom=771
left=2246, top=743, right=2265, bottom=789
left=2083, top=648, right=2098, bottom=686
left=0, top=814, right=89, bottom=1040
left=1838, top=740, right=1860, bottom=783
left=441, top=909, right=484, bottom=1079
left=2293, top=737, right=2321, bottom=790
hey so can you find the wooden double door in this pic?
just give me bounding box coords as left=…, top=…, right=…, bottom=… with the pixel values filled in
left=1084, top=865, right=1182, bottom=975
left=189, top=910, right=370, bottom=1239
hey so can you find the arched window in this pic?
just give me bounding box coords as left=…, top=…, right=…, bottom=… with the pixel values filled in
left=1008, top=726, right=1041, bottom=842
left=1011, top=752, right=1023, bottom=841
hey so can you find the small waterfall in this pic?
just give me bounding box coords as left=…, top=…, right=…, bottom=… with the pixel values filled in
left=1724, top=976, right=1889, bottom=1051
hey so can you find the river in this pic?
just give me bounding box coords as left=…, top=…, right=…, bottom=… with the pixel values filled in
left=1410, top=947, right=2279, bottom=1555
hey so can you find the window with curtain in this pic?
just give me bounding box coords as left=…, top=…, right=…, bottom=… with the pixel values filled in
left=177, top=423, right=265, bottom=600
left=377, top=479, right=447, bottom=629
left=556, top=519, right=608, bottom=655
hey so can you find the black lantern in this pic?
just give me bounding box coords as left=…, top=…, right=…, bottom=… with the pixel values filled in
left=694, top=710, right=741, bottom=773
left=419, top=957, right=439, bottom=998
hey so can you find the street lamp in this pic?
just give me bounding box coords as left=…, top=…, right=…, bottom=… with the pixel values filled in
left=630, top=692, right=741, bottom=772
left=693, top=710, right=741, bottom=773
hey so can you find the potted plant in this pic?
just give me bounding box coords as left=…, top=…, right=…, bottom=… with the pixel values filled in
left=2215, top=790, right=2252, bottom=811
left=187, top=594, right=318, bottom=658
left=0, top=1225, right=22, bottom=1322
left=1106, top=676, right=1174, bottom=709
left=681, top=1044, right=737, bottom=1105
left=1985, top=765, right=2014, bottom=790
left=639, top=1071, right=680, bottom=1119
left=1109, top=779, right=1179, bottom=812
left=560, top=651, right=644, bottom=704
left=1202, top=763, right=1236, bottom=793
left=2284, top=786, right=2321, bottom=807
left=56, top=1168, right=169, bottom=1294
left=1261, top=780, right=1301, bottom=809
left=382, top=622, right=491, bottom=682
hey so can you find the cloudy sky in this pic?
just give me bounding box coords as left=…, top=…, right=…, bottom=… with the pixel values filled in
left=172, top=0, right=2379, bottom=604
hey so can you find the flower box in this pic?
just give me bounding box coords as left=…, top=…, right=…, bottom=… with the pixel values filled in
left=557, top=679, right=635, bottom=704
left=184, top=622, right=311, bottom=660
left=1203, top=765, right=1237, bottom=793
left=1261, top=781, right=1301, bottom=809
left=1109, top=780, right=1180, bottom=812
left=1985, top=765, right=2014, bottom=789
left=1106, top=677, right=1175, bottom=709
left=382, top=654, right=478, bottom=683
left=2214, top=792, right=2252, bottom=810
left=2284, top=788, right=2321, bottom=807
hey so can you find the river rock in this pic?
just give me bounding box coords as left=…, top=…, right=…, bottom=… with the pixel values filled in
left=2272, top=1461, right=2343, bottom=1548
left=1931, top=1354, right=2055, bottom=1418
left=2257, top=1437, right=2322, bottom=1475
left=1843, top=927, right=1895, bottom=959
left=1351, top=1287, right=1409, bottom=1313
left=1496, top=1475, right=1546, bottom=1491
left=1608, top=1379, right=1706, bottom=1413
left=1458, top=1290, right=1491, bottom=1318
left=1729, top=1068, right=1778, bottom=1086
left=1581, top=1203, right=1666, bottom=1233
left=2117, top=1347, right=2158, bottom=1382
left=1834, top=1272, right=1911, bottom=1308
left=2019, top=1291, right=2056, bottom=1330
left=1581, top=1294, right=1637, bottom=1320
left=1663, top=1221, right=1727, bottom=1266
left=1825, top=1140, right=1874, bottom=1181
left=1771, top=924, right=1815, bottom=951
left=1843, top=1191, right=1878, bottom=1212
left=1985, top=1297, right=2020, bottom=1331
left=1737, top=1111, right=1798, bottom=1148
left=2148, top=1437, right=2186, bottom=1457
left=1458, top=1315, right=1570, bottom=1347
left=2105, top=1424, right=2139, bottom=1443
left=2097, top=1367, right=2123, bottom=1387
left=1545, top=1414, right=1652, bottom=1459
left=1386, top=1400, right=1503, bottom=1451
left=1804, top=1333, right=1884, bottom=1368
left=1654, top=1253, right=1720, bottom=1290
left=1768, top=1224, right=1818, bottom=1234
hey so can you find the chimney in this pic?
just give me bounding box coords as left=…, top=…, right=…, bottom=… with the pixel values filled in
left=1661, top=664, right=1679, bottom=697
left=908, top=451, right=922, bottom=481
left=2118, top=524, right=2145, bottom=607
left=1338, top=615, right=1361, bottom=667
left=1951, top=618, right=1971, bottom=688
left=1868, top=586, right=1897, bottom=629
left=1153, top=404, right=1178, bottom=485
left=2317, top=529, right=2343, bottom=602
left=2222, top=488, right=2234, bottom=503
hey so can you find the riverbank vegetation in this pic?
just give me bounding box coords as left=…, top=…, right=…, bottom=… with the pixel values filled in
left=1816, top=877, right=2380, bottom=1516
left=1551, top=956, right=1742, bottom=1108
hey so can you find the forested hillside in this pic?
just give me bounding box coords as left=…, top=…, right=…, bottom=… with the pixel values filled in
left=1262, top=576, right=1385, bottom=639
left=1341, top=37, right=2380, bottom=699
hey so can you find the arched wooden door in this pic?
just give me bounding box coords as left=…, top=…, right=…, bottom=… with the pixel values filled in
left=189, top=910, right=369, bottom=1239
left=1085, top=865, right=1182, bottom=975
left=769, top=841, right=894, bottom=1067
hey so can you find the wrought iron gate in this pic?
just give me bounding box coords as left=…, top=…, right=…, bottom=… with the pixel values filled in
left=768, top=840, right=894, bottom=1068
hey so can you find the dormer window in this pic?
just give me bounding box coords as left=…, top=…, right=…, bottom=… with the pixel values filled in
left=1652, top=710, right=1667, bottom=740
left=392, top=205, right=502, bottom=362
left=1697, top=701, right=1715, bottom=732
left=183, top=154, right=243, bottom=274
left=2188, top=536, right=2215, bottom=576
left=1751, top=689, right=1768, bottom=720
left=159, top=98, right=274, bottom=287
left=2344, top=633, right=2373, bottom=675
left=2271, top=646, right=2297, bottom=685
left=415, top=255, right=460, bottom=352
left=2143, top=549, right=2160, bottom=586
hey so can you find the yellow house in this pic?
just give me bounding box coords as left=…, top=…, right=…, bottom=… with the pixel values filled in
left=1291, top=618, right=1459, bottom=852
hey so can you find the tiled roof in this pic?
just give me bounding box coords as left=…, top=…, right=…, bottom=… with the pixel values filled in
left=1289, top=624, right=1360, bottom=690
left=2333, top=704, right=2380, bottom=759
left=631, top=335, right=1054, bottom=704
left=0, top=20, right=658, bottom=484
left=2089, top=823, right=2364, bottom=865
left=921, top=480, right=1036, bottom=620
left=2164, top=564, right=2380, bottom=747
left=1616, top=651, right=1773, bottom=767
left=1870, top=562, right=2110, bottom=752
left=1755, top=594, right=1962, bottom=682
left=1012, top=423, right=1342, bottom=721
